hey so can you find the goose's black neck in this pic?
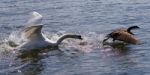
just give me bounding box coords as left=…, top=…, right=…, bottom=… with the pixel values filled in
left=127, top=26, right=140, bottom=35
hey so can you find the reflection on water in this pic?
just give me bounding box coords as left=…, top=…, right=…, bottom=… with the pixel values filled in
left=16, top=50, right=49, bottom=75
left=102, top=42, right=130, bottom=56
left=16, top=47, right=86, bottom=75
left=16, top=55, right=44, bottom=75
left=0, top=47, right=61, bottom=75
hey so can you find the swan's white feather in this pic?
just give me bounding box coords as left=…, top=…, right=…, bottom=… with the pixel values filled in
left=22, top=11, right=44, bottom=41
left=21, top=25, right=44, bottom=41
left=18, top=26, right=56, bottom=51
left=17, top=39, right=54, bottom=51
left=17, top=12, right=54, bottom=51
left=26, top=11, right=43, bottom=26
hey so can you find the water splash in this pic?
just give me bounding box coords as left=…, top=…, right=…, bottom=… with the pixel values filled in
left=59, top=31, right=106, bottom=53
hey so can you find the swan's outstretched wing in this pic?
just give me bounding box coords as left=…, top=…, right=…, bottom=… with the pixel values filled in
left=26, top=11, right=43, bottom=26
left=22, top=11, right=44, bottom=41
left=21, top=25, right=44, bottom=41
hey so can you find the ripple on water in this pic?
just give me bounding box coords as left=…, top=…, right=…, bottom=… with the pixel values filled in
left=0, top=0, right=150, bottom=75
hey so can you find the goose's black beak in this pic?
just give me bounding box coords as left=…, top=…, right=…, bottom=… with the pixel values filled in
left=103, top=37, right=109, bottom=43
left=102, top=33, right=112, bottom=44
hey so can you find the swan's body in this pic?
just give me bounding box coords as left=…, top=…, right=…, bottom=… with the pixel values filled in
left=103, top=26, right=140, bottom=44
left=15, top=12, right=82, bottom=51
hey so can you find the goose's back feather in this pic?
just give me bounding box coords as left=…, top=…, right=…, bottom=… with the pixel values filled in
left=114, top=28, right=127, bottom=32
left=113, top=31, right=138, bottom=44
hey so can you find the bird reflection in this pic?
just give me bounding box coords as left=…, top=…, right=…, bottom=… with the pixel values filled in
left=111, top=42, right=129, bottom=55
left=15, top=48, right=61, bottom=75
left=102, top=42, right=130, bottom=56
left=17, top=45, right=64, bottom=62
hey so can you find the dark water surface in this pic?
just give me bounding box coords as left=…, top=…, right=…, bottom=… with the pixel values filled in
left=0, top=0, right=150, bottom=75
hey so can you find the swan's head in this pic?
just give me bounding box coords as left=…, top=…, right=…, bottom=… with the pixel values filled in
left=76, top=35, right=83, bottom=40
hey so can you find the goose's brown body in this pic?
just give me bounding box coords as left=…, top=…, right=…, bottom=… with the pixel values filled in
left=103, top=26, right=140, bottom=44
left=111, top=30, right=138, bottom=44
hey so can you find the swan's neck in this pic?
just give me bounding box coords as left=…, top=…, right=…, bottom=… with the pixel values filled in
left=55, top=35, right=78, bottom=45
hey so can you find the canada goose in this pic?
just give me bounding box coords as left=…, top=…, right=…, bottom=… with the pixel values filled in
left=103, top=26, right=140, bottom=44
left=16, top=25, right=82, bottom=51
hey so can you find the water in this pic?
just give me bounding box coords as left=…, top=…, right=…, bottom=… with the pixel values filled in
left=0, top=0, right=150, bottom=75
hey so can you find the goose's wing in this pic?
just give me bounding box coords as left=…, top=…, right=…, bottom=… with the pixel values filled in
left=116, top=32, right=138, bottom=44
left=21, top=25, right=44, bottom=41
left=26, top=11, right=43, bottom=26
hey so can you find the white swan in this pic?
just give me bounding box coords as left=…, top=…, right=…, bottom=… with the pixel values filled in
left=15, top=12, right=82, bottom=52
